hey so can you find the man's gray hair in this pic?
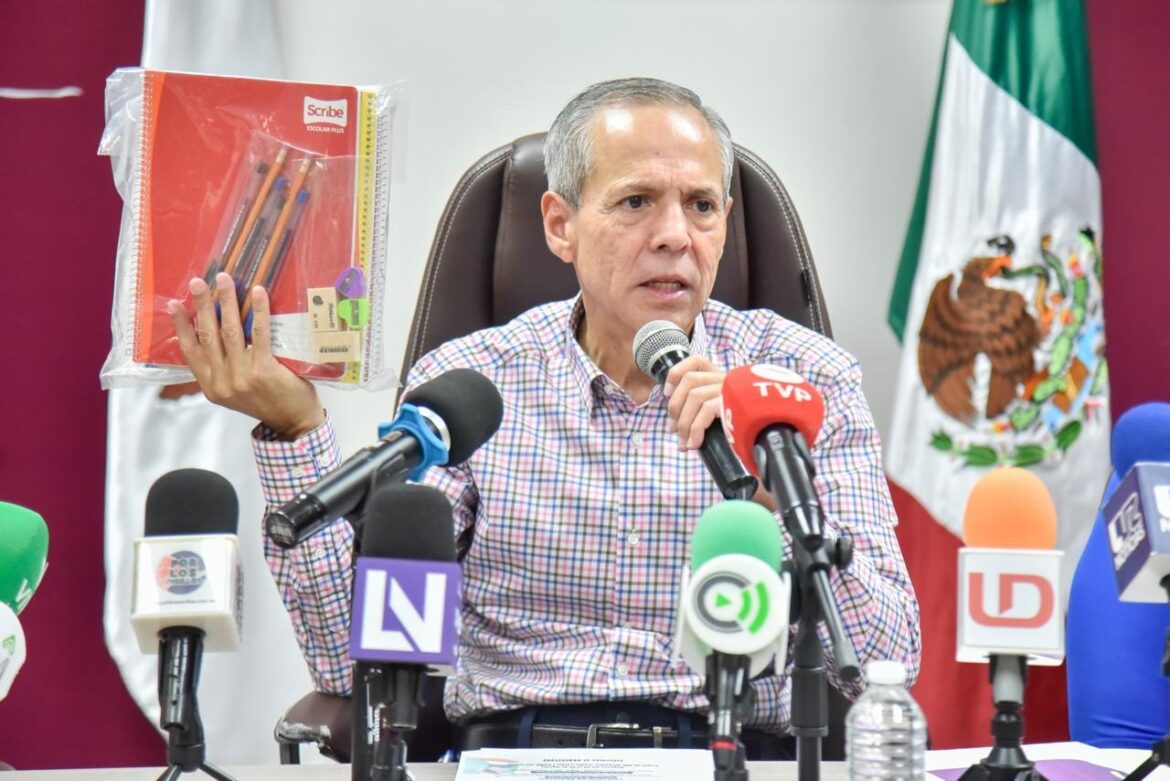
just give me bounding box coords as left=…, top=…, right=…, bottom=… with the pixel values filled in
left=544, top=77, right=734, bottom=209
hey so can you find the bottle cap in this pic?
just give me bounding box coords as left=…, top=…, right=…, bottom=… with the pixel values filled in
left=866, top=660, right=907, bottom=686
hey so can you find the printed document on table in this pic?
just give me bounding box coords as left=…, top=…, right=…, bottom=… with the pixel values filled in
left=455, top=748, right=714, bottom=779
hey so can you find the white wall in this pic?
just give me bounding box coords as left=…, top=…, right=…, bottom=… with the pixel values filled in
left=272, top=0, right=951, bottom=451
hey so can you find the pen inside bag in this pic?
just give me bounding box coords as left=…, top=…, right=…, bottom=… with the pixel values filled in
left=213, top=145, right=289, bottom=299
left=202, top=160, right=269, bottom=287
left=260, top=188, right=310, bottom=291
left=232, top=177, right=289, bottom=297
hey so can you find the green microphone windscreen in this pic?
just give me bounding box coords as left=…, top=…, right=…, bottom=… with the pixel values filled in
left=0, top=501, right=49, bottom=615
left=690, top=500, right=782, bottom=570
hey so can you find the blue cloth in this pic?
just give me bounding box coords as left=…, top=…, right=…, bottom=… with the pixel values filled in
left=1067, top=471, right=1170, bottom=747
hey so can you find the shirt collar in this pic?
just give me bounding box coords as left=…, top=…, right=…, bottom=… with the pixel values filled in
left=561, top=294, right=711, bottom=414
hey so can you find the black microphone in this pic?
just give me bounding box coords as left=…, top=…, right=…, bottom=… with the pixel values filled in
left=350, top=483, right=459, bottom=781
left=265, top=368, right=503, bottom=548
left=136, top=469, right=241, bottom=781
left=632, top=321, right=758, bottom=500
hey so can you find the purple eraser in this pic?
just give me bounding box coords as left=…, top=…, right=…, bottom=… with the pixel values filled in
left=335, top=267, right=366, bottom=298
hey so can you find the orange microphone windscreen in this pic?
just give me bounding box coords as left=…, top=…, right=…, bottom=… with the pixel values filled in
left=961, top=467, right=1058, bottom=549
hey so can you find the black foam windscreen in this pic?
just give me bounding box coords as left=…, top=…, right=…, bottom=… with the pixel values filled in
left=362, top=483, right=456, bottom=562
left=145, top=469, right=239, bottom=537
left=402, top=368, right=503, bottom=464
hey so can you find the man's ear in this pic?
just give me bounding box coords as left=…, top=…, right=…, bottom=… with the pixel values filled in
left=541, top=191, right=576, bottom=265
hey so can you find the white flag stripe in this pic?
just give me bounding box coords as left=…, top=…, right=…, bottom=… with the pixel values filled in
left=886, top=35, right=1109, bottom=589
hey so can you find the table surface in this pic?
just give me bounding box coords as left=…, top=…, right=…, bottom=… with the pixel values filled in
left=1, top=760, right=844, bottom=780
left=5, top=743, right=1169, bottom=779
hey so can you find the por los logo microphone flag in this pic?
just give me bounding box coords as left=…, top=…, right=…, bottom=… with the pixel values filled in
left=884, top=0, right=1109, bottom=748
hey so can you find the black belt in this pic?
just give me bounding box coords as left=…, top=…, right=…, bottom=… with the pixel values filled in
left=461, top=704, right=794, bottom=759
left=465, top=720, right=704, bottom=749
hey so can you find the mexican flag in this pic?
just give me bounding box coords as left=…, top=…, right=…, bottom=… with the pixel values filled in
left=886, top=0, right=1109, bottom=748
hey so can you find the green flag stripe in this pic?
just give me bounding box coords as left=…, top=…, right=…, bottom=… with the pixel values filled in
left=950, top=0, right=1096, bottom=165
left=887, top=55, right=945, bottom=341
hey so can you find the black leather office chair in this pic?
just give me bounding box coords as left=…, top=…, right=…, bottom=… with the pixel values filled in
left=276, top=132, right=849, bottom=763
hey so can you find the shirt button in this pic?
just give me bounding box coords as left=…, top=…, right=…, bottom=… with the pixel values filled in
left=630, top=432, right=644, bottom=449
left=291, top=466, right=305, bottom=478
left=626, top=533, right=640, bottom=546
left=617, top=664, right=629, bottom=677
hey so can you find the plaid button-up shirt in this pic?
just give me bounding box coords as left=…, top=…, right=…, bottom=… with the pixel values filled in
left=254, top=296, right=920, bottom=731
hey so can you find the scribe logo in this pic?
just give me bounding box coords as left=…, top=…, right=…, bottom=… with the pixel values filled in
left=155, top=550, right=207, bottom=595
left=303, top=97, right=348, bottom=131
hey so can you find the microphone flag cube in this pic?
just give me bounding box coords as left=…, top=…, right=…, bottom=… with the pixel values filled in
left=130, top=535, right=243, bottom=652
left=1105, top=462, right=1170, bottom=603
left=350, top=557, right=461, bottom=675
left=956, top=548, right=1063, bottom=665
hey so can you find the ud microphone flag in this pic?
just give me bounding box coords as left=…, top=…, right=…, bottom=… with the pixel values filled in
left=885, top=0, right=1109, bottom=748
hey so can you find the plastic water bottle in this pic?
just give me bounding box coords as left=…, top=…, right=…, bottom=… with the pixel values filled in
left=845, top=660, right=927, bottom=781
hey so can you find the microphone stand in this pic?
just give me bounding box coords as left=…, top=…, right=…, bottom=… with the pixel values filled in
left=370, top=668, right=424, bottom=781
left=156, top=628, right=235, bottom=781
left=757, top=431, right=860, bottom=781
left=705, top=653, right=753, bottom=781
left=1119, top=576, right=1170, bottom=781
left=957, top=655, right=1048, bottom=781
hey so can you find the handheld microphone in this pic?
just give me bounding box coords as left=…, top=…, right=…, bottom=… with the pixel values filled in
left=674, top=500, right=790, bottom=780
left=633, top=321, right=758, bottom=500
left=0, top=502, right=49, bottom=616
left=130, top=469, right=241, bottom=781
left=955, top=467, right=1061, bottom=781
left=0, top=603, right=26, bottom=702
left=265, top=368, right=503, bottom=549
left=349, top=482, right=460, bottom=781
left=1103, top=403, right=1170, bottom=604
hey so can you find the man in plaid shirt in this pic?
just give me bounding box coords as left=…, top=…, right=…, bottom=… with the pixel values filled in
left=168, top=78, right=920, bottom=755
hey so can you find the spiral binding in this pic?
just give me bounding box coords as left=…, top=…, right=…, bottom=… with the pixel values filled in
left=366, top=89, right=393, bottom=387
left=348, top=87, right=392, bottom=386
left=132, top=69, right=155, bottom=364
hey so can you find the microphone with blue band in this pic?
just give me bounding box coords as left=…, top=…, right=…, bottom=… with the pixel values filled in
left=264, top=368, right=503, bottom=549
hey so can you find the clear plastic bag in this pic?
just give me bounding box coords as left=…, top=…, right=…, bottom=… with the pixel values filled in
left=98, top=67, right=403, bottom=389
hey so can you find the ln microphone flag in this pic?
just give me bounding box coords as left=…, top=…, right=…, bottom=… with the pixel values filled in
left=957, top=468, right=1063, bottom=665
left=350, top=484, right=461, bottom=674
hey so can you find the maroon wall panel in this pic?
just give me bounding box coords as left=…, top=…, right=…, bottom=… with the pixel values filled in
left=1086, top=0, right=1170, bottom=417
left=0, top=0, right=163, bottom=769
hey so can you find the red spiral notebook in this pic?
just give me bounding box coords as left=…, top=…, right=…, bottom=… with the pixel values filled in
left=100, top=67, right=399, bottom=389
